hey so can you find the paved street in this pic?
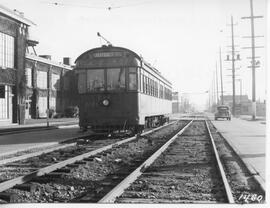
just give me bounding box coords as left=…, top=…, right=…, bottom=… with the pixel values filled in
left=0, top=126, right=86, bottom=156
left=210, top=115, right=266, bottom=182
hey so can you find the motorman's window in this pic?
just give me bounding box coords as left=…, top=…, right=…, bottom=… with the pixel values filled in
left=87, top=69, right=105, bottom=92
left=107, top=68, right=125, bottom=90
left=128, top=67, right=137, bottom=90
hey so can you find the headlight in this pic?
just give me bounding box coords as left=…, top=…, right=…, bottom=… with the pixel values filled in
left=102, top=99, right=110, bottom=106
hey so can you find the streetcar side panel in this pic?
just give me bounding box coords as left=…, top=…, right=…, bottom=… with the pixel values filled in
left=138, top=93, right=172, bottom=124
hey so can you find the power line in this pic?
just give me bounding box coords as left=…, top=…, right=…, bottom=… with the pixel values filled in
left=42, top=0, right=155, bottom=11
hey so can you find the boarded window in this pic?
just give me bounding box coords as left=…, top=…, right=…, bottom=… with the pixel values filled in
left=51, top=73, right=60, bottom=90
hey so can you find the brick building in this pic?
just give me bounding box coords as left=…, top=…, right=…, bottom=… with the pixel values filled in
left=172, top=91, right=180, bottom=113
left=0, top=4, right=34, bottom=125
left=0, top=4, right=77, bottom=125
left=222, top=95, right=266, bottom=117
left=25, top=54, right=74, bottom=118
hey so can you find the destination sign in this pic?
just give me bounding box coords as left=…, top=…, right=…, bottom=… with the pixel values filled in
left=93, top=51, right=123, bottom=58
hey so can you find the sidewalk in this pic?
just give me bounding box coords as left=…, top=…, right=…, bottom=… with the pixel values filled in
left=209, top=114, right=266, bottom=190
left=0, top=117, right=82, bottom=156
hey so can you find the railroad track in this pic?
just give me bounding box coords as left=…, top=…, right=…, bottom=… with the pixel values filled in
left=98, top=119, right=234, bottom=203
left=2, top=117, right=263, bottom=204
left=0, top=120, right=188, bottom=203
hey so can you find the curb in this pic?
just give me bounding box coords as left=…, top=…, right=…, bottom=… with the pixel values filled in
left=0, top=123, right=78, bottom=136
left=216, top=130, right=265, bottom=193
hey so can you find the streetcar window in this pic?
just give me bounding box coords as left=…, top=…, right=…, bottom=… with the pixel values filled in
left=128, top=67, right=137, bottom=90
left=107, top=68, right=125, bottom=90
left=155, top=82, right=158, bottom=97
left=140, top=73, right=143, bottom=92
left=129, top=74, right=137, bottom=90
left=78, top=71, right=86, bottom=94
left=160, top=84, right=164, bottom=99
left=86, top=69, right=105, bottom=92
left=146, top=78, right=149, bottom=94
left=143, top=75, right=146, bottom=93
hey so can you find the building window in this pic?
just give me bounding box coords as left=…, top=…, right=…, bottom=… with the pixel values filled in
left=0, top=32, right=15, bottom=68
left=0, top=85, right=7, bottom=119
left=51, top=73, right=60, bottom=90
left=37, top=71, right=48, bottom=89
left=25, top=68, right=32, bottom=87
left=38, top=96, right=47, bottom=118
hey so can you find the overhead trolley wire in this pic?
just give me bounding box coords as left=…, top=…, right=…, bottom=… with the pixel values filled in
left=41, top=0, right=155, bottom=10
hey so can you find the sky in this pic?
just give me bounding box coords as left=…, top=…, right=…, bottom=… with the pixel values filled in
left=1, top=0, right=267, bottom=111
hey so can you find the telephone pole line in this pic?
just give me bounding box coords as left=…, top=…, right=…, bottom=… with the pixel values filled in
left=226, top=16, right=241, bottom=116
left=241, top=0, right=263, bottom=120
left=215, top=62, right=219, bottom=105
left=230, top=16, right=236, bottom=116
left=219, top=47, right=224, bottom=105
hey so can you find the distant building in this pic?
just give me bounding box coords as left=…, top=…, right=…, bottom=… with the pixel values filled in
left=25, top=54, right=75, bottom=118
left=223, top=95, right=249, bottom=105
left=172, top=91, right=180, bottom=113
left=222, top=95, right=266, bottom=117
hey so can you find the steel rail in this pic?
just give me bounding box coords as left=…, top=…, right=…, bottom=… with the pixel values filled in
left=205, top=120, right=235, bottom=203
left=98, top=120, right=193, bottom=203
left=0, top=121, right=176, bottom=193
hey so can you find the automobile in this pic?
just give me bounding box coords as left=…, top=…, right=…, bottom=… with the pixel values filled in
left=214, top=105, right=231, bottom=120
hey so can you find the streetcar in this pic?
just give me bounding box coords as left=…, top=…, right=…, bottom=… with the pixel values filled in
left=75, top=45, right=172, bottom=134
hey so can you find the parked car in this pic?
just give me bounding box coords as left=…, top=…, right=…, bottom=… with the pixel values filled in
left=214, top=105, right=231, bottom=120
left=64, top=106, right=79, bottom=118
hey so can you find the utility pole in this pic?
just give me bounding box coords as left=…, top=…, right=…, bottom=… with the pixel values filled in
left=231, top=16, right=236, bottom=116
left=212, top=72, right=216, bottom=106
left=219, top=47, right=224, bottom=105
left=237, top=79, right=242, bottom=104
left=242, top=0, right=263, bottom=120
left=226, top=16, right=239, bottom=116
left=215, top=62, right=219, bottom=105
